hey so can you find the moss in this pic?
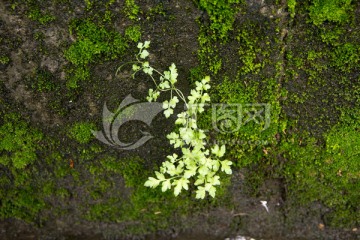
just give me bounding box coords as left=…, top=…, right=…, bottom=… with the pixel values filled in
left=309, top=0, right=354, bottom=26
left=0, top=33, right=20, bottom=66
left=275, top=11, right=360, bottom=223
left=68, top=122, right=96, bottom=144
left=65, top=66, right=90, bottom=89
left=28, top=68, right=58, bottom=92
left=64, top=19, right=128, bottom=88
left=188, top=66, right=203, bottom=84
left=195, top=0, right=246, bottom=75
left=28, top=8, right=55, bottom=24
left=2, top=0, right=359, bottom=234
left=147, top=2, right=167, bottom=18
left=197, top=27, right=223, bottom=75
left=10, top=0, right=56, bottom=24
left=89, top=156, right=184, bottom=224
left=83, top=153, right=231, bottom=235
left=197, top=0, right=242, bottom=40
left=124, top=0, right=140, bottom=21
left=331, top=43, right=360, bottom=72
left=84, top=0, right=93, bottom=10
left=208, top=76, right=280, bottom=167
left=1, top=186, right=46, bottom=222
left=236, top=29, right=266, bottom=75
left=280, top=118, right=360, bottom=227
left=0, top=113, right=43, bottom=169
left=282, top=4, right=360, bottom=136
left=287, top=0, right=296, bottom=18
left=196, top=13, right=283, bottom=169
left=0, top=113, right=48, bottom=222
left=66, top=19, right=128, bottom=64
left=0, top=55, right=10, bottom=65
left=319, top=27, right=345, bottom=45
left=125, top=25, right=142, bottom=42
left=56, top=188, right=70, bottom=199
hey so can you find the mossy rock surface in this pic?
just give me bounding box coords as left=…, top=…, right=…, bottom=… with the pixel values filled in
left=0, top=0, right=359, bottom=239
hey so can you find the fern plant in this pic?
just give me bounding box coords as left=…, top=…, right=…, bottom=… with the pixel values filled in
left=119, top=41, right=233, bottom=199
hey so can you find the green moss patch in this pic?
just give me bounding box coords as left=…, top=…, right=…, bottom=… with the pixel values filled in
left=0, top=113, right=47, bottom=222
left=64, top=19, right=128, bottom=88
left=68, top=122, right=96, bottom=144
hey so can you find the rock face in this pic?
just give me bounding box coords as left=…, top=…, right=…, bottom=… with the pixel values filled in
left=0, top=0, right=359, bottom=240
